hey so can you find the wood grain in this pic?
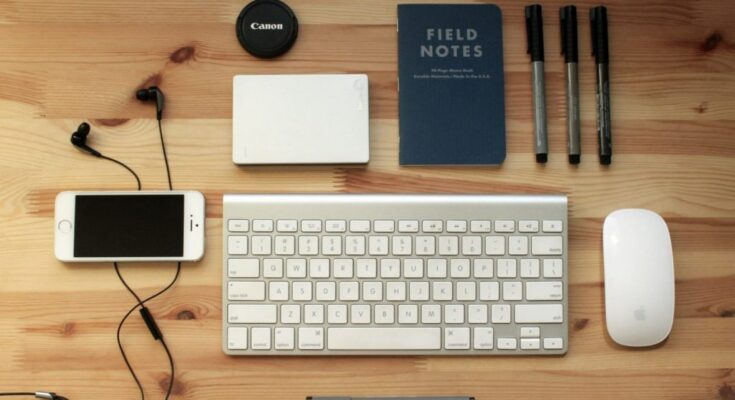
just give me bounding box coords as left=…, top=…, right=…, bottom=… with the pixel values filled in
left=1, top=0, right=734, bottom=399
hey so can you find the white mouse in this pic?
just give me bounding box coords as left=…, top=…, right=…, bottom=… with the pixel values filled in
left=603, top=209, right=675, bottom=347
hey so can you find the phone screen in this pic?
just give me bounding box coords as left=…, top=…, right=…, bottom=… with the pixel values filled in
left=74, top=194, right=184, bottom=257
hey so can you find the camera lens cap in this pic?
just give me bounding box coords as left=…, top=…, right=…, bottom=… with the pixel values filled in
left=236, top=0, right=298, bottom=59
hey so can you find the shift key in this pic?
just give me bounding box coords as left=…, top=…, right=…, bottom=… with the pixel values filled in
left=531, top=236, right=563, bottom=255
left=515, top=304, right=563, bottom=323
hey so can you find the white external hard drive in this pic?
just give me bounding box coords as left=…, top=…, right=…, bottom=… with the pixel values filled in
left=232, top=74, right=370, bottom=165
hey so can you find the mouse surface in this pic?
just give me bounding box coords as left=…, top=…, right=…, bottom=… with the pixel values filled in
left=603, top=209, right=675, bottom=347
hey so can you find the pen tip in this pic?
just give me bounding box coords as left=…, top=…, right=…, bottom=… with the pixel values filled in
left=569, top=154, right=580, bottom=164
left=536, top=153, right=548, bottom=163
left=600, top=154, right=611, bottom=165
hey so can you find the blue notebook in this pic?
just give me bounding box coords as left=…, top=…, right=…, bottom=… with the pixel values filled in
left=398, top=4, right=506, bottom=165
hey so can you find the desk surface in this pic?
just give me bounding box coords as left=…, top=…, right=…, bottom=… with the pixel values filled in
left=1, top=1, right=734, bottom=399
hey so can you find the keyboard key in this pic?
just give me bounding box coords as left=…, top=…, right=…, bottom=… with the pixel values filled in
left=450, top=259, right=470, bottom=278
left=461, top=236, right=482, bottom=255
left=410, top=282, right=430, bottom=301
left=380, top=259, right=400, bottom=278
left=520, top=327, right=540, bottom=338
left=526, top=281, right=563, bottom=300
left=292, top=282, right=312, bottom=301
left=281, top=304, right=300, bottom=324
left=298, top=236, right=319, bottom=255
left=519, top=220, right=539, bottom=233
left=374, top=220, right=395, bottom=233
left=415, top=236, right=436, bottom=255
left=325, top=220, right=346, bottom=232
left=302, top=220, right=322, bottom=232
left=398, top=220, right=419, bottom=232
left=432, top=282, right=452, bottom=301
left=444, top=304, right=464, bottom=324
left=497, top=338, right=517, bottom=349
left=228, top=281, right=265, bottom=301
left=368, top=236, right=389, bottom=255
left=274, top=327, right=295, bottom=350
left=251, top=327, right=271, bottom=350
left=298, top=327, right=324, bottom=350
left=356, top=259, right=377, bottom=278
left=427, top=259, right=447, bottom=278
left=473, top=327, right=494, bottom=349
left=421, top=304, right=441, bottom=323
left=375, top=305, right=395, bottom=324
left=334, top=259, right=354, bottom=278
left=422, top=220, right=443, bottom=233
left=328, top=328, right=441, bottom=350
left=321, top=236, right=342, bottom=256
left=543, top=259, right=563, bottom=278
left=345, top=236, right=366, bottom=255
left=468, top=304, right=488, bottom=323
left=439, top=236, right=459, bottom=255
left=253, top=220, right=273, bottom=232
left=479, top=282, right=499, bottom=301
left=269, top=281, right=288, bottom=301
left=263, top=259, right=283, bottom=278
left=497, top=259, right=517, bottom=278
left=251, top=236, right=271, bottom=255
left=447, top=220, right=467, bottom=233
left=274, top=236, right=295, bottom=255
left=456, top=282, right=476, bottom=301
left=398, top=304, right=418, bottom=324
left=392, top=236, right=412, bottom=255
left=276, top=219, right=297, bottom=232
left=514, top=304, right=563, bottom=323
left=470, top=220, right=492, bottom=233
left=339, top=282, right=359, bottom=301
left=386, top=282, right=406, bottom=301
left=485, top=236, right=505, bottom=255
left=350, top=304, right=370, bottom=323
left=286, top=259, right=307, bottom=278
left=508, top=236, right=528, bottom=255
left=532, top=236, right=563, bottom=255
left=228, top=327, right=248, bottom=350
left=315, top=282, right=336, bottom=301
left=309, top=259, right=330, bottom=278
left=228, top=304, right=277, bottom=324
left=404, top=259, right=424, bottom=278
left=494, top=220, right=515, bottom=232
left=520, top=259, right=540, bottom=278
left=349, top=220, right=370, bottom=233
left=363, top=282, right=383, bottom=301
left=328, top=304, right=347, bottom=324
left=228, top=236, right=248, bottom=255
left=543, top=337, right=564, bottom=350
left=444, top=327, right=470, bottom=349
left=543, top=220, right=563, bottom=233
left=228, top=219, right=249, bottom=232
left=228, top=258, right=259, bottom=278
left=521, top=338, right=540, bottom=350
left=473, top=259, right=493, bottom=278
left=502, top=281, right=522, bottom=301
left=304, top=304, right=324, bottom=324
left=491, top=304, right=511, bottom=323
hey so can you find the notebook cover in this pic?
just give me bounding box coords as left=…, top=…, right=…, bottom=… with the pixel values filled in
left=398, top=4, right=506, bottom=165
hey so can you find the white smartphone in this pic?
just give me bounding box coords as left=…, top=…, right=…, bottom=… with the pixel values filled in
left=55, top=191, right=205, bottom=262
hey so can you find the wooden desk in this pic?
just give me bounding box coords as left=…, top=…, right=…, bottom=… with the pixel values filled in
left=1, top=1, right=733, bottom=399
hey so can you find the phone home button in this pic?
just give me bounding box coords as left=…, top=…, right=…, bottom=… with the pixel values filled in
left=58, top=220, right=72, bottom=234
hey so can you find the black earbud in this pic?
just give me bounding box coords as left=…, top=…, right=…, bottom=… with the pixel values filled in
left=70, top=122, right=102, bottom=157
left=136, top=86, right=165, bottom=121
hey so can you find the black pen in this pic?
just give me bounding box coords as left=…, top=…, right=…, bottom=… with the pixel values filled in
left=561, top=5, right=580, bottom=164
left=525, top=4, right=547, bottom=163
left=591, top=6, right=612, bottom=165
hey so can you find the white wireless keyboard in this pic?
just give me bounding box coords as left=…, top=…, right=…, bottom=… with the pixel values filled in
left=222, top=194, right=568, bottom=355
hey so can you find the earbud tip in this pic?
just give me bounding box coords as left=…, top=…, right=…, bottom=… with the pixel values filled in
left=135, top=88, right=149, bottom=101
left=77, top=122, right=90, bottom=135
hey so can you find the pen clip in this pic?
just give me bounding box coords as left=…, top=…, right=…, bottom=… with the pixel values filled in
left=560, top=8, right=567, bottom=56
left=525, top=6, right=533, bottom=55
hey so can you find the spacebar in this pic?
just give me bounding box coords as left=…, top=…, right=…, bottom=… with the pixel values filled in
left=328, top=328, right=441, bottom=350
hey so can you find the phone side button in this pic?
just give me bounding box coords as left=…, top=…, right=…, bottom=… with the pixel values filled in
left=58, top=220, right=72, bottom=234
